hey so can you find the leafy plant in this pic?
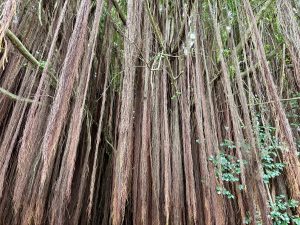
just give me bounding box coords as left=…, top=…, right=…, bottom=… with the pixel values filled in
left=256, top=122, right=285, bottom=183
left=269, top=195, right=300, bottom=225
left=210, top=140, right=246, bottom=199
left=216, top=186, right=235, bottom=199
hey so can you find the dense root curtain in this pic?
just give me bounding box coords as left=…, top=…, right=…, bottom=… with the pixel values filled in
left=0, top=0, right=300, bottom=224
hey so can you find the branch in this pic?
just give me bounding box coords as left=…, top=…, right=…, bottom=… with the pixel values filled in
left=6, top=29, right=42, bottom=68
left=235, top=0, right=273, bottom=52
left=111, top=0, right=126, bottom=26
left=0, top=30, right=47, bottom=102
left=0, top=87, right=38, bottom=103
left=210, top=50, right=276, bottom=84
left=239, top=50, right=276, bottom=77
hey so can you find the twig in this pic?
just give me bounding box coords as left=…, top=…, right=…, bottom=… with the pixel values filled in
left=144, top=0, right=178, bottom=84
left=6, top=29, right=42, bottom=68
left=0, top=87, right=38, bottom=103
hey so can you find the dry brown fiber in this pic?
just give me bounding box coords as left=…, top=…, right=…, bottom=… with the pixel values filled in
left=0, top=0, right=300, bottom=224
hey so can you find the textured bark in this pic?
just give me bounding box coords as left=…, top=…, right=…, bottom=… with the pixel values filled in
left=242, top=0, right=300, bottom=214
left=0, top=1, right=300, bottom=224
left=111, top=1, right=143, bottom=224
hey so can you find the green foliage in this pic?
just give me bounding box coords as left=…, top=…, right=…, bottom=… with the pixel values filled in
left=244, top=195, right=300, bottom=225
left=261, top=148, right=285, bottom=183
left=257, top=124, right=285, bottom=183
left=209, top=139, right=246, bottom=199
left=269, top=195, right=300, bottom=225
left=110, top=70, right=122, bottom=92
left=216, top=186, right=235, bottom=199
left=212, top=118, right=289, bottom=200
left=243, top=211, right=254, bottom=225
left=220, top=139, right=236, bottom=149
left=171, top=91, right=182, bottom=100
left=253, top=116, right=286, bottom=184
left=228, top=64, right=236, bottom=78
left=39, top=60, right=47, bottom=69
